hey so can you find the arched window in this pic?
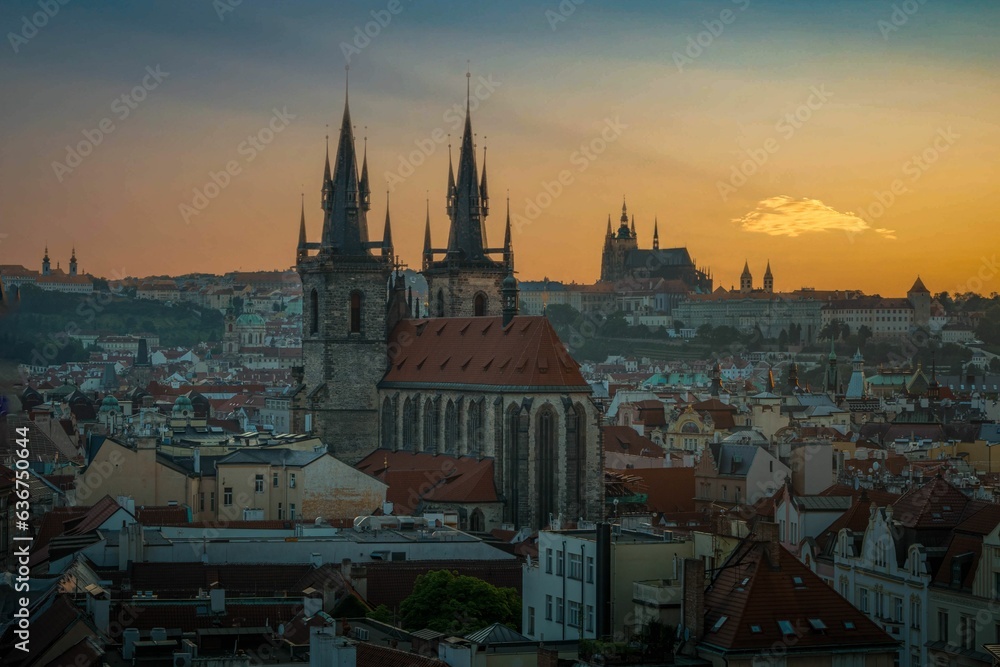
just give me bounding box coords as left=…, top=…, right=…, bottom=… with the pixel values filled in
left=423, top=398, right=438, bottom=454
left=350, top=291, right=362, bottom=333
left=310, top=289, right=319, bottom=334
left=467, top=399, right=485, bottom=456
left=473, top=292, right=487, bottom=317
left=228, top=323, right=233, bottom=332
left=436, top=289, right=445, bottom=317
left=381, top=397, right=395, bottom=450
left=444, top=400, right=458, bottom=454
left=402, top=397, right=416, bottom=450
left=536, top=406, right=557, bottom=528
left=469, top=508, right=485, bottom=532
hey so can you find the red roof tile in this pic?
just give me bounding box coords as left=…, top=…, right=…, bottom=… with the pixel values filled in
left=357, top=642, right=448, bottom=667
left=702, top=540, right=896, bottom=654
left=602, top=426, right=665, bottom=459
left=891, top=476, right=971, bottom=530
left=622, top=467, right=695, bottom=515
left=135, top=506, right=189, bottom=525
left=383, top=316, right=587, bottom=389
left=356, top=450, right=498, bottom=513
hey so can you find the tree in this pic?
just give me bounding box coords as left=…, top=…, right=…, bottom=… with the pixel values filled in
left=976, top=306, right=1000, bottom=346
left=777, top=329, right=788, bottom=348
left=857, top=325, right=873, bottom=347
left=399, top=569, right=520, bottom=634
left=989, top=357, right=1000, bottom=373
left=819, top=320, right=841, bottom=342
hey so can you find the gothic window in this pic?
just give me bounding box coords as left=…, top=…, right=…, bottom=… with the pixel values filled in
left=445, top=400, right=458, bottom=454
left=310, top=289, right=319, bottom=334
left=436, top=289, right=445, bottom=317
left=536, top=406, right=558, bottom=528
left=474, top=292, right=487, bottom=317
left=402, top=397, right=416, bottom=450
left=350, top=291, right=362, bottom=333
left=423, top=398, right=438, bottom=454
left=467, top=399, right=485, bottom=456
left=469, top=508, right=485, bottom=532
left=381, top=397, right=395, bottom=450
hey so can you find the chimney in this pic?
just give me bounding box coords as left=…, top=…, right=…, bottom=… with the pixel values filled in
left=122, top=628, right=140, bottom=660
left=118, top=520, right=129, bottom=571
left=537, top=647, right=560, bottom=667
left=755, top=521, right=781, bottom=567
left=681, top=558, right=706, bottom=647
left=310, top=552, right=323, bottom=568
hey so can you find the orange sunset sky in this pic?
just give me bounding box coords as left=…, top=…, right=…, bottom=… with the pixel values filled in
left=1, top=1, right=998, bottom=296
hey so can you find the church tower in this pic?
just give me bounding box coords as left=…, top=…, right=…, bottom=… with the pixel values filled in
left=599, top=198, right=638, bottom=282
left=907, top=276, right=931, bottom=328
left=292, top=79, right=394, bottom=464
left=69, top=247, right=78, bottom=276
left=423, top=72, right=509, bottom=318
left=42, top=246, right=51, bottom=276
left=740, top=260, right=753, bottom=293
left=763, top=261, right=773, bottom=294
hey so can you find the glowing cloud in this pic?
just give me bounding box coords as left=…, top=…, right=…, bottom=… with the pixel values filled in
left=736, top=196, right=896, bottom=240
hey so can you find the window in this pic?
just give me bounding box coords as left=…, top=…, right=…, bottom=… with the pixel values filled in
left=568, top=601, right=581, bottom=628
left=527, top=607, right=535, bottom=636
left=808, top=618, right=826, bottom=631
left=840, top=579, right=849, bottom=599
left=473, top=292, right=487, bottom=317
left=350, top=291, right=362, bottom=333
left=750, top=624, right=762, bottom=633
left=290, top=503, right=296, bottom=520
left=569, top=553, right=583, bottom=580
left=711, top=616, right=728, bottom=632
left=309, top=289, right=319, bottom=334
left=546, top=549, right=553, bottom=574
left=722, top=485, right=727, bottom=501
left=273, top=472, right=279, bottom=487
left=255, top=474, right=264, bottom=493
left=278, top=503, right=283, bottom=520
left=994, top=572, right=1000, bottom=600
left=859, top=588, right=869, bottom=613
left=586, top=556, right=595, bottom=583
left=910, top=599, right=921, bottom=629
left=780, top=519, right=786, bottom=541
left=777, top=620, right=795, bottom=635
left=556, top=550, right=564, bottom=576
left=938, top=610, right=948, bottom=643
left=289, top=473, right=296, bottom=488
left=875, top=590, right=884, bottom=618
left=960, top=615, right=975, bottom=650
left=586, top=604, right=594, bottom=633
left=210, top=492, right=215, bottom=511
left=545, top=595, right=552, bottom=620
left=223, top=487, right=233, bottom=506
left=556, top=597, right=564, bottom=623
left=894, top=597, right=903, bottom=623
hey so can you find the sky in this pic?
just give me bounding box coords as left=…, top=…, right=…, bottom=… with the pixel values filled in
left=1, top=0, right=998, bottom=296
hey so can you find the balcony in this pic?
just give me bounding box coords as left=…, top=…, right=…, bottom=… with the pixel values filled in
left=633, top=579, right=681, bottom=608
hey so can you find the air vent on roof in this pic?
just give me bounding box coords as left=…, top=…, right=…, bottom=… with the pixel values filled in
left=459, top=322, right=471, bottom=335
left=440, top=357, right=450, bottom=369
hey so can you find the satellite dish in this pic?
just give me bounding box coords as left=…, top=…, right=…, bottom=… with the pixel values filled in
left=872, top=462, right=880, bottom=471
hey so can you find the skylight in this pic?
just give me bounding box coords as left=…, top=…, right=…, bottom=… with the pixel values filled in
left=750, top=624, right=762, bottom=634
left=844, top=621, right=856, bottom=630
left=808, top=618, right=827, bottom=630
left=711, top=616, right=728, bottom=632
left=792, top=576, right=805, bottom=587
left=778, top=620, right=795, bottom=635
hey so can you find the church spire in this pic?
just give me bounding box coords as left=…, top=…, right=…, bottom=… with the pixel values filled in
left=359, top=134, right=371, bottom=212
left=297, top=194, right=307, bottom=262
left=620, top=196, right=628, bottom=226
left=319, top=71, right=372, bottom=256
left=653, top=217, right=660, bottom=250
left=480, top=144, right=489, bottom=216
left=423, top=198, right=433, bottom=270
left=503, top=193, right=514, bottom=270
left=630, top=214, right=636, bottom=238
left=606, top=214, right=613, bottom=237
left=381, top=191, right=393, bottom=260
left=444, top=70, right=491, bottom=262
left=446, top=140, right=456, bottom=216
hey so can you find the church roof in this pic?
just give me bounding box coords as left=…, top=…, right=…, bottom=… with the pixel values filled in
left=381, top=316, right=588, bottom=390
left=624, top=247, right=693, bottom=268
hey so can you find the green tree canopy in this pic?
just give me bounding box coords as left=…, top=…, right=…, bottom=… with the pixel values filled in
left=399, top=569, right=520, bottom=635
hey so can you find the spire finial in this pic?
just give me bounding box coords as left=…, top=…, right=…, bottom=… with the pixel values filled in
left=345, top=63, right=350, bottom=101
left=466, top=60, right=471, bottom=109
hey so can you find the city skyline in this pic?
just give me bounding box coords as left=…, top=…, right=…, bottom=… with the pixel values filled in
left=2, top=1, right=998, bottom=295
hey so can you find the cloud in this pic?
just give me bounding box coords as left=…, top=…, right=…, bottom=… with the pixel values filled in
left=736, top=195, right=896, bottom=240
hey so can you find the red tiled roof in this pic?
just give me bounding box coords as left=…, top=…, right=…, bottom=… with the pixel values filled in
left=891, top=476, right=971, bottom=530
left=701, top=541, right=896, bottom=654
left=356, top=450, right=498, bottom=513
left=364, top=560, right=522, bottom=609
left=0, top=595, right=86, bottom=664
left=602, top=426, right=665, bottom=459
left=382, top=316, right=587, bottom=389
left=626, top=467, right=696, bottom=514
left=817, top=483, right=900, bottom=506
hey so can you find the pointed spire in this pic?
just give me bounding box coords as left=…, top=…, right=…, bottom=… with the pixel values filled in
left=741, top=260, right=751, bottom=276
left=630, top=214, right=636, bottom=238
left=423, top=198, right=433, bottom=269
left=606, top=214, right=613, bottom=237
left=653, top=217, right=660, bottom=250
left=359, top=133, right=371, bottom=212
left=480, top=143, right=489, bottom=216
left=381, top=190, right=393, bottom=259
left=297, top=194, right=307, bottom=261
left=446, top=139, right=456, bottom=215
left=504, top=193, right=514, bottom=271
left=764, top=260, right=773, bottom=278
left=620, top=196, right=628, bottom=225
left=443, top=70, right=490, bottom=261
